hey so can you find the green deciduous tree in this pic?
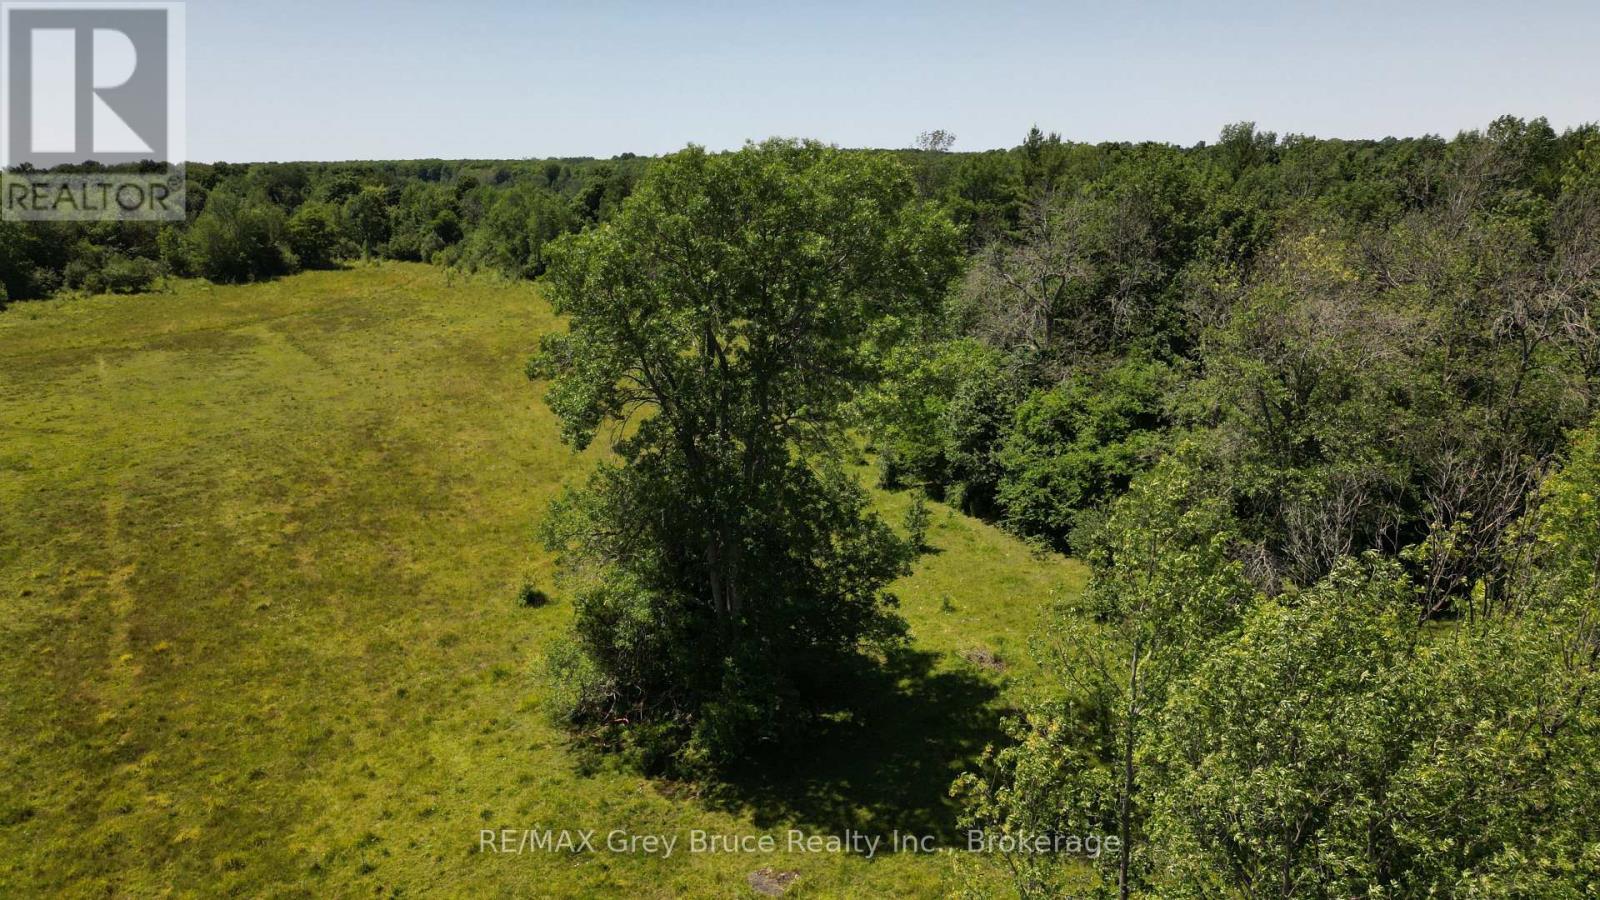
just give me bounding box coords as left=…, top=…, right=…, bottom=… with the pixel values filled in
left=456, top=184, right=577, bottom=278
left=384, top=183, right=461, bottom=262
left=996, top=354, right=1171, bottom=550
left=946, top=151, right=1022, bottom=248
left=0, top=220, right=46, bottom=301
left=184, top=190, right=298, bottom=283
left=957, top=451, right=1252, bottom=898
left=1150, top=557, right=1422, bottom=895
left=286, top=200, right=343, bottom=269
left=535, top=140, right=960, bottom=769
left=342, top=186, right=390, bottom=260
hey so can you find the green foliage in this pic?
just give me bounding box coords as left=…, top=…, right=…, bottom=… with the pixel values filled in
left=543, top=458, right=916, bottom=771
left=940, top=346, right=1029, bottom=516
left=569, top=163, right=637, bottom=223
left=954, top=688, right=1119, bottom=898
left=1147, top=547, right=1600, bottom=897
left=184, top=191, right=298, bottom=283
left=903, top=492, right=931, bottom=552
left=996, top=355, right=1171, bottom=550
left=285, top=200, right=344, bottom=269
left=946, top=151, right=1023, bottom=247
left=858, top=337, right=1007, bottom=495
left=99, top=254, right=163, bottom=294
left=1213, top=120, right=1279, bottom=180
left=535, top=140, right=959, bottom=770
left=156, top=224, right=189, bottom=276
left=60, top=244, right=162, bottom=295
left=1526, top=421, right=1600, bottom=608
left=957, top=452, right=1252, bottom=896
left=0, top=219, right=55, bottom=301
left=456, top=183, right=578, bottom=278
left=966, top=444, right=1600, bottom=896
left=1387, top=620, right=1600, bottom=897
left=384, top=183, right=461, bottom=262
left=952, top=124, right=1600, bottom=877
left=342, top=186, right=391, bottom=260
left=1151, top=558, right=1421, bottom=894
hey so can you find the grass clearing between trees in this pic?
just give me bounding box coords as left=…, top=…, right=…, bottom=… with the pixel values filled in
left=0, top=263, right=1084, bottom=898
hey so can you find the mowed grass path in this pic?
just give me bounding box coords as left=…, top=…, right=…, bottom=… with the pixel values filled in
left=0, top=264, right=1083, bottom=898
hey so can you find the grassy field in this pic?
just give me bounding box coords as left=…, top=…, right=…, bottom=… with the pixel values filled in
left=0, top=263, right=1084, bottom=898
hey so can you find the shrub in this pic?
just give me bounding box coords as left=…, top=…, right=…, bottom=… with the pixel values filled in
left=186, top=191, right=299, bottom=283
left=874, top=449, right=903, bottom=490
left=995, top=355, right=1170, bottom=550
left=61, top=247, right=160, bottom=295
left=157, top=225, right=190, bottom=276
left=904, top=493, right=931, bottom=551
left=286, top=201, right=343, bottom=269
left=0, top=220, right=46, bottom=301
left=940, top=347, right=1028, bottom=517
left=62, top=258, right=95, bottom=292
left=101, top=254, right=162, bottom=294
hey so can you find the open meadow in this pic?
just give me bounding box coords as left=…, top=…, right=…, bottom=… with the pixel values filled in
left=0, top=263, right=1084, bottom=897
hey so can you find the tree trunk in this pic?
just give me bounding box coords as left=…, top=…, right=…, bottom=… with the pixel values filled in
left=1119, top=639, right=1139, bottom=900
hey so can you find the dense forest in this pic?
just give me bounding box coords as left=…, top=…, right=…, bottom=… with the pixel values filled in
left=7, top=116, right=1600, bottom=897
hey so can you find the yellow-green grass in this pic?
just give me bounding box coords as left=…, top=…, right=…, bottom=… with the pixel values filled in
left=0, top=263, right=1084, bottom=898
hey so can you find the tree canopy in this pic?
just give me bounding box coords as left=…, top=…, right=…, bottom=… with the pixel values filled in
left=534, top=139, right=960, bottom=769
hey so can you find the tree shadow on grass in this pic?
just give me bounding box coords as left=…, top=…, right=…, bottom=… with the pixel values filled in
left=699, top=646, right=1004, bottom=841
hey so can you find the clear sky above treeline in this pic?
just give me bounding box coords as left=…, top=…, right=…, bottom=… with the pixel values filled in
left=189, top=0, right=1599, bottom=162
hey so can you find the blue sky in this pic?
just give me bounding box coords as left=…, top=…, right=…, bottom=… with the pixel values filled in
left=188, top=0, right=1600, bottom=161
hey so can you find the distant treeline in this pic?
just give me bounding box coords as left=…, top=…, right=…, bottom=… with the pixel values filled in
left=6, top=117, right=1593, bottom=310
left=0, top=155, right=648, bottom=304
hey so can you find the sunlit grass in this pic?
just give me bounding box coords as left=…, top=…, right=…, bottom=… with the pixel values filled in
left=0, top=263, right=1082, bottom=897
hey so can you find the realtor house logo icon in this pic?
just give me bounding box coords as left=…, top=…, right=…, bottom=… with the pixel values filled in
left=1, top=1, right=185, bottom=220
